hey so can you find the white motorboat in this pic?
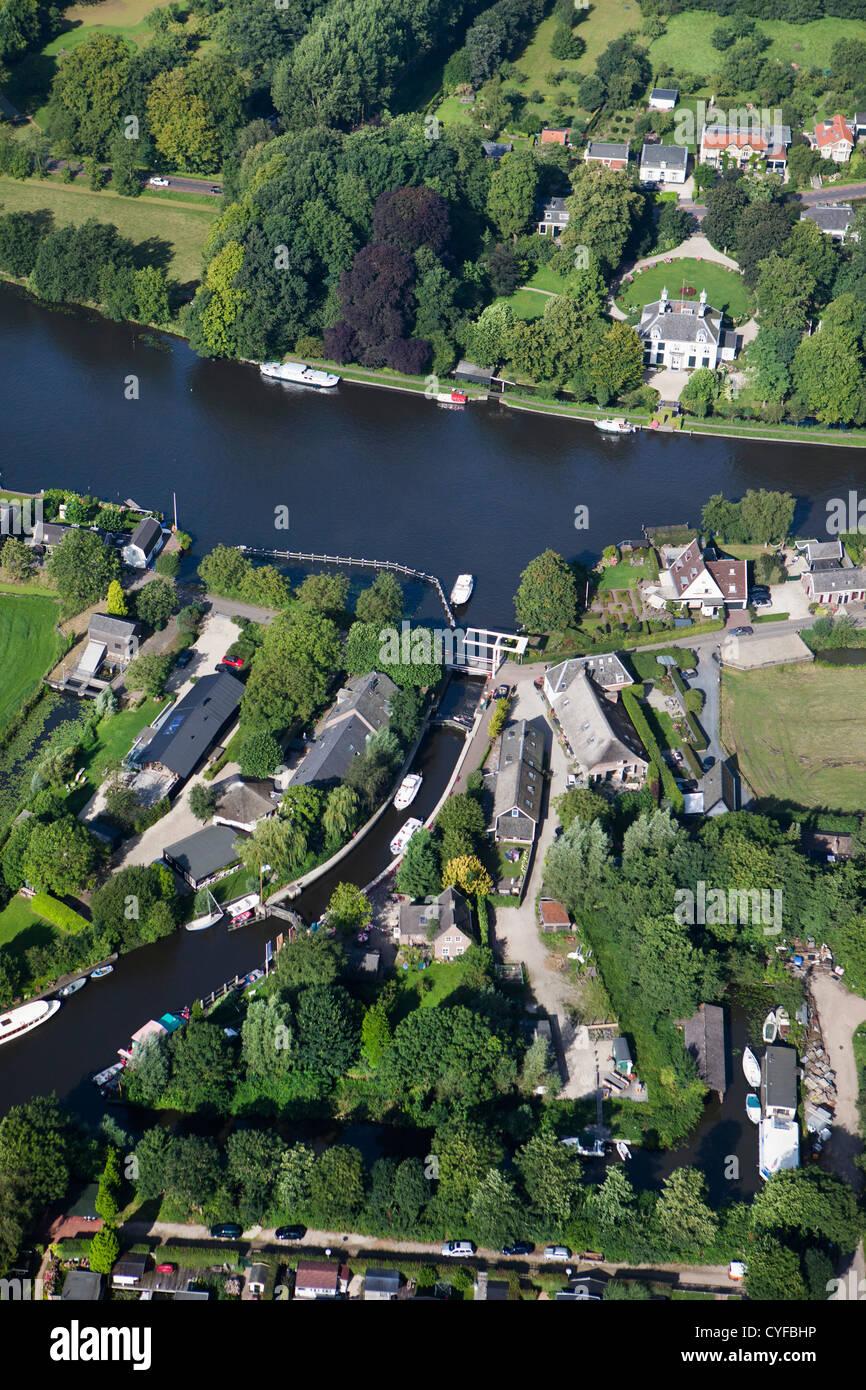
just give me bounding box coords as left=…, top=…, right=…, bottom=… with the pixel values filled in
left=742, top=1047, right=761, bottom=1088
left=390, top=817, right=423, bottom=858
left=436, top=390, right=467, bottom=406
left=93, top=1062, right=124, bottom=1088
left=615, top=1140, right=632, bottom=1161
left=394, top=773, right=423, bottom=810
left=762, top=1011, right=778, bottom=1044
left=746, top=1094, right=762, bottom=1125
left=260, top=360, right=340, bottom=389
left=90, top=965, right=113, bottom=979
left=595, top=417, right=638, bottom=434
left=58, top=977, right=86, bottom=998
left=0, top=998, right=60, bottom=1046
left=450, top=573, right=474, bottom=605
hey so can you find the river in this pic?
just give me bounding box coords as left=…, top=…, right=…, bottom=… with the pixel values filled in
left=0, top=284, right=858, bottom=1193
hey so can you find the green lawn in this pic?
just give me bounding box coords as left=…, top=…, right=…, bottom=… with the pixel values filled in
left=64, top=697, right=163, bottom=814
left=495, top=288, right=548, bottom=321
left=649, top=13, right=866, bottom=78
left=0, top=175, right=217, bottom=285
left=0, top=593, right=62, bottom=741
left=393, top=959, right=466, bottom=1018
left=511, top=1, right=637, bottom=124
left=721, top=665, right=866, bottom=812
left=526, top=264, right=567, bottom=293
left=617, top=259, right=752, bottom=319
left=0, top=894, right=58, bottom=956
left=596, top=558, right=656, bottom=593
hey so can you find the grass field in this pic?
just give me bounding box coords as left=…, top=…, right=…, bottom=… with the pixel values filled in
left=649, top=13, right=866, bottom=79
left=526, top=263, right=567, bottom=293
left=721, top=664, right=866, bottom=812
left=596, top=557, right=656, bottom=592
left=512, top=0, right=636, bottom=123
left=618, top=259, right=752, bottom=318
left=0, top=594, right=62, bottom=740
left=0, top=175, right=217, bottom=284
left=495, top=287, right=548, bottom=320
left=0, top=894, right=57, bottom=955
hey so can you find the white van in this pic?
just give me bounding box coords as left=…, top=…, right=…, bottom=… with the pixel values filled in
left=442, top=1240, right=476, bottom=1257
left=544, top=1245, right=571, bottom=1261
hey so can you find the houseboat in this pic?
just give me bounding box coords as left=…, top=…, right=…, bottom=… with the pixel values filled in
left=394, top=773, right=423, bottom=809
left=260, top=361, right=340, bottom=389
left=0, top=998, right=61, bottom=1047
left=390, top=817, right=423, bottom=858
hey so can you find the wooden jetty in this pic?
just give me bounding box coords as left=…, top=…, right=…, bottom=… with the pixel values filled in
left=237, top=545, right=456, bottom=628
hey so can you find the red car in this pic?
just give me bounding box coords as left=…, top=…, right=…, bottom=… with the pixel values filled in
left=221, top=655, right=244, bottom=669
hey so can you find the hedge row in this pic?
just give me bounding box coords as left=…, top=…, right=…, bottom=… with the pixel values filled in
left=683, top=710, right=708, bottom=751
left=31, top=891, right=89, bottom=934
left=621, top=689, right=684, bottom=814
left=680, top=743, right=704, bottom=780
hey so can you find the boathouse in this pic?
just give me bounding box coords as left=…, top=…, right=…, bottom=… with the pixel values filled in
left=677, top=1003, right=727, bottom=1097
left=163, top=823, right=244, bottom=890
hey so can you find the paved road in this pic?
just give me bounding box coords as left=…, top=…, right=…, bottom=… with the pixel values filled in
left=798, top=182, right=866, bottom=205
left=121, top=1218, right=733, bottom=1289
left=43, top=159, right=223, bottom=198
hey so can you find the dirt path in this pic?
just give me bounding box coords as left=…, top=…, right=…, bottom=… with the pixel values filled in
left=808, top=969, right=866, bottom=1299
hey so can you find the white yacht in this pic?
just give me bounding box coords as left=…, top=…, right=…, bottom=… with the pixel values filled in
left=390, top=817, right=423, bottom=858
left=595, top=417, right=637, bottom=434
left=0, top=998, right=60, bottom=1046
left=394, top=773, right=423, bottom=810
left=260, top=361, right=340, bottom=389
left=450, top=573, right=474, bottom=605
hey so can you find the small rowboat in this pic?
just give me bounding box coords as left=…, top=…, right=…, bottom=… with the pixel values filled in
left=746, top=1094, right=762, bottom=1125
left=762, top=1011, right=778, bottom=1044
left=742, top=1047, right=761, bottom=1088
left=90, top=965, right=113, bottom=979
left=615, top=1140, right=632, bottom=1161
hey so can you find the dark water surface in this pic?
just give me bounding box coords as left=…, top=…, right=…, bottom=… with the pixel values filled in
left=0, top=285, right=859, bottom=1189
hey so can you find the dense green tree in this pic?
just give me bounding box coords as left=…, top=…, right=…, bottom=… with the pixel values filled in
left=242, top=609, right=341, bottom=733
left=296, top=571, right=350, bottom=618
left=46, top=34, right=131, bottom=159
left=89, top=1226, right=120, bottom=1274
left=239, top=731, right=283, bottom=780
left=655, top=1167, right=717, bottom=1256
left=487, top=149, right=540, bottom=240
left=514, top=549, right=578, bottom=632
left=321, top=783, right=361, bottom=843
left=0, top=1094, right=75, bottom=1207
left=361, top=1000, right=392, bottom=1068
left=469, top=1168, right=523, bottom=1248
left=272, top=931, right=343, bottom=992
left=326, top=881, right=371, bottom=934
left=47, top=527, right=120, bottom=612
left=294, top=985, right=360, bottom=1086
left=226, top=1128, right=284, bottom=1225
left=189, top=783, right=219, bottom=823
left=309, top=1144, right=365, bottom=1224
left=355, top=571, right=403, bottom=626
left=168, top=1019, right=236, bottom=1111
left=23, top=817, right=101, bottom=894
left=515, top=1130, right=582, bottom=1229
left=135, top=576, right=177, bottom=630
left=396, top=826, right=441, bottom=898
left=561, top=164, right=644, bottom=272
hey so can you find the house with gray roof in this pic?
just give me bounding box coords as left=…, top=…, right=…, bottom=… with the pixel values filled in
left=639, top=142, right=688, bottom=184
left=28, top=520, right=72, bottom=552
left=544, top=663, right=647, bottom=786
left=800, top=203, right=855, bottom=241
left=364, top=1268, right=401, bottom=1300
left=537, top=195, right=570, bottom=236
left=584, top=141, right=629, bottom=170
left=702, top=759, right=740, bottom=817
left=122, top=516, right=164, bottom=569
left=398, top=886, right=475, bottom=961
left=163, top=823, right=245, bottom=890
left=214, top=779, right=276, bottom=833
left=138, top=671, right=243, bottom=785
left=491, top=719, right=544, bottom=843
left=88, top=614, right=139, bottom=668
left=290, top=671, right=397, bottom=790
left=481, top=140, right=513, bottom=159
left=649, top=88, right=678, bottom=110
left=62, top=1270, right=103, bottom=1301
left=639, top=287, right=737, bottom=371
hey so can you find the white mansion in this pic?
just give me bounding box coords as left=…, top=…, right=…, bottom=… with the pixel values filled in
left=638, top=287, right=739, bottom=371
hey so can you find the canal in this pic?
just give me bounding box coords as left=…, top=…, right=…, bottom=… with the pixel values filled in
left=0, top=283, right=853, bottom=1194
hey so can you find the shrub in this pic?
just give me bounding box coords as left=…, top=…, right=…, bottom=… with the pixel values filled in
left=155, top=550, right=181, bottom=578
left=31, top=891, right=89, bottom=933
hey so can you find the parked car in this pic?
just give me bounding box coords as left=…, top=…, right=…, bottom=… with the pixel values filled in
left=221, top=654, right=245, bottom=669
left=148, top=176, right=170, bottom=187
left=544, top=1245, right=571, bottom=1261
left=211, top=185, right=222, bottom=194
left=493, top=684, right=510, bottom=700
left=274, top=1225, right=306, bottom=1241
left=752, top=594, right=772, bottom=608
left=502, top=1242, right=534, bottom=1256
left=730, top=625, right=753, bottom=637
left=441, top=1240, right=476, bottom=1257
left=682, top=668, right=698, bottom=678
left=175, top=649, right=193, bottom=667
left=210, top=1223, right=243, bottom=1239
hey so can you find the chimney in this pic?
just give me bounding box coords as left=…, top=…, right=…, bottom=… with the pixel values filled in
left=698, top=288, right=707, bottom=317
left=660, top=285, right=669, bottom=312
